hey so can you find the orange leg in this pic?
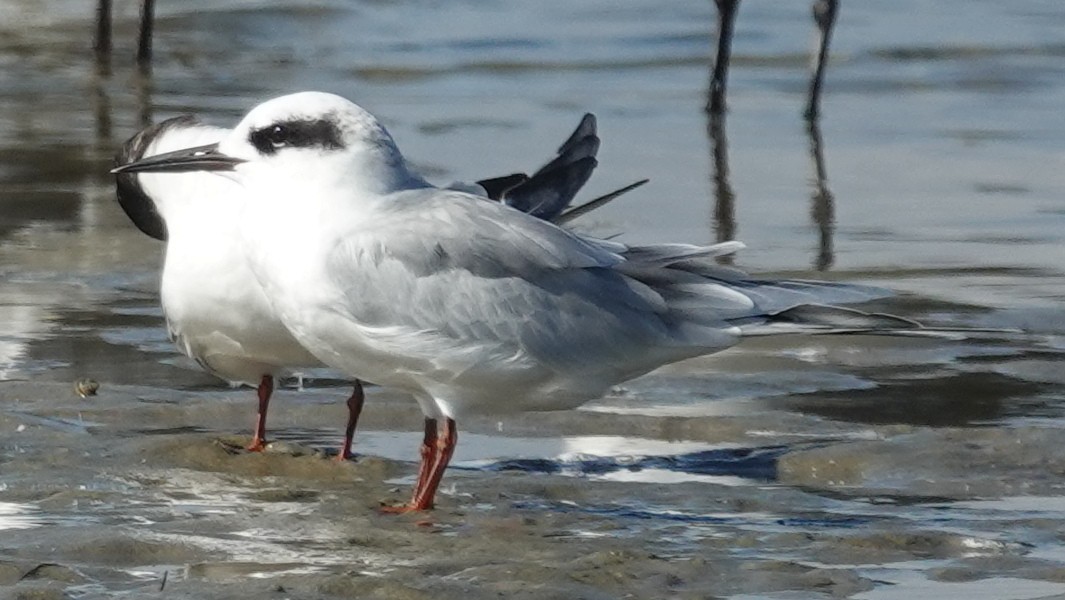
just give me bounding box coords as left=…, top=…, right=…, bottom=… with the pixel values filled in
left=414, top=418, right=438, bottom=493
left=410, top=418, right=457, bottom=510
left=246, top=374, right=273, bottom=452
left=382, top=418, right=457, bottom=513
left=335, top=380, right=365, bottom=461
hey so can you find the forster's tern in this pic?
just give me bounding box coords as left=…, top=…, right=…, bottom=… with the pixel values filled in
left=114, top=92, right=926, bottom=512
left=113, top=107, right=643, bottom=459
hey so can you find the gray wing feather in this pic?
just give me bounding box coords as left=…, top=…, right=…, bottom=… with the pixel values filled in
left=327, top=190, right=691, bottom=374
left=325, top=188, right=911, bottom=380
left=344, top=189, right=623, bottom=276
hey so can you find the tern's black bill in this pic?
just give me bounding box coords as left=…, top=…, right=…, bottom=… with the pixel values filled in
left=110, top=143, right=245, bottom=174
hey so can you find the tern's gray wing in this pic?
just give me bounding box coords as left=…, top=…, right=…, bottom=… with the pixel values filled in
left=326, top=190, right=733, bottom=378
left=326, top=188, right=914, bottom=384
left=348, top=189, right=625, bottom=274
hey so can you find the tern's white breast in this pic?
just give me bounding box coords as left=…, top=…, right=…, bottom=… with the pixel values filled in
left=160, top=219, right=323, bottom=385
left=140, top=163, right=323, bottom=386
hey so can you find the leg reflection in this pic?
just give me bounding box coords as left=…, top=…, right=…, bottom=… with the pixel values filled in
left=707, top=113, right=736, bottom=264
left=806, top=119, right=835, bottom=271
left=91, top=67, right=112, bottom=144
left=134, top=69, right=154, bottom=129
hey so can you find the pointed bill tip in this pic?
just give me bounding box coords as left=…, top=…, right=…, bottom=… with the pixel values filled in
left=111, top=143, right=245, bottom=175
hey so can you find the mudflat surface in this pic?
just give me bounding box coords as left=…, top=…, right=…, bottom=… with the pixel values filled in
left=4, top=337, right=1065, bottom=600
left=3, top=1, right=1065, bottom=598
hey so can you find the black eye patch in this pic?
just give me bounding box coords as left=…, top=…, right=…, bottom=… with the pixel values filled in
left=248, top=118, right=344, bottom=155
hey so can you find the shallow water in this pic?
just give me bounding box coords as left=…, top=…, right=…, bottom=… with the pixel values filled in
left=1, top=0, right=1065, bottom=598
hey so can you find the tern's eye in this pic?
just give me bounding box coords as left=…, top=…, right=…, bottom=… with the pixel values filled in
left=250, top=124, right=292, bottom=154
left=249, top=118, right=345, bottom=156
left=265, top=125, right=289, bottom=148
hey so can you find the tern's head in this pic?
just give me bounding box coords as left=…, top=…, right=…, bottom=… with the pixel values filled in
left=114, top=116, right=238, bottom=241
left=113, top=92, right=424, bottom=195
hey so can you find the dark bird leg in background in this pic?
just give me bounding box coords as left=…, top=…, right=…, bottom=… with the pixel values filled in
left=806, top=119, right=835, bottom=270
left=708, top=0, right=838, bottom=118
left=707, top=0, right=741, bottom=115
left=804, top=0, right=839, bottom=121
left=137, top=0, right=156, bottom=71
left=94, top=0, right=155, bottom=71
left=94, top=0, right=112, bottom=69
left=135, top=0, right=156, bottom=135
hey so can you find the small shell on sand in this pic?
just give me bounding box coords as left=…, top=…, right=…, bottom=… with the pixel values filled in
left=74, top=379, right=100, bottom=398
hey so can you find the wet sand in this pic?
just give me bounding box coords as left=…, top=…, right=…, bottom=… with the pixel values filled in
left=4, top=349, right=1065, bottom=600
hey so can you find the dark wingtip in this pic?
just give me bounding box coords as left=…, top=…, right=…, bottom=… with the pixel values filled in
left=474, top=173, right=530, bottom=201
left=557, top=113, right=597, bottom=155
left=113, top=115, right=200, bottom=241
left=504, top=156, right=599, bottom=221
left=501, top=114, right=603, bottom=220
left=475, top=113, right=606, bottom=221
left=555, top=178, right=650, bottom=225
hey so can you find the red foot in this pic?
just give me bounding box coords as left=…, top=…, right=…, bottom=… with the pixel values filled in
left=247, top=375, right=274, bottom=453
left=245, top=439, right=267, bottom=452
left=379, top=502, right=433, bottom=515
left=333, top=450, right=353, bottom=462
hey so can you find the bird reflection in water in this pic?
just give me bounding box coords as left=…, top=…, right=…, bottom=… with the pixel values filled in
left=705, top=113, right=836, bottom=272
left=806, top=119, right=835, bottom=271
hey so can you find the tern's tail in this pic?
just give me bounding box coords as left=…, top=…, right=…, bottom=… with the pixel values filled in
left=734, top=303, right=1019, bottom=340
left=614, top=241, right=1019, bottom=343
